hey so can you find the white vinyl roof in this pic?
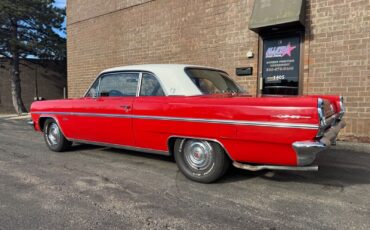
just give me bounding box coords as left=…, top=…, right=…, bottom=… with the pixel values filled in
left=100, top=64, right=225, bottom=96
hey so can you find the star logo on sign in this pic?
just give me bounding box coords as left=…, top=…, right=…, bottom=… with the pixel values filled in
left=282, top=43, right=296, bottom=57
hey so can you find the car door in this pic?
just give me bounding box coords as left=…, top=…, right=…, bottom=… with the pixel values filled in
left=132, top=72, right=169, bottom=152
left=65, top=72, right=139, bottom=146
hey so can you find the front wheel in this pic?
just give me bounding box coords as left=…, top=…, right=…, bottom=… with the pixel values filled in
left=43, top=119, right=71, bottom=152
left=174, top=138, right=230, bottom=183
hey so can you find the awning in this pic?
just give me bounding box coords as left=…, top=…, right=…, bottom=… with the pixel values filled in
left=249, top=0, right=306, bottom=33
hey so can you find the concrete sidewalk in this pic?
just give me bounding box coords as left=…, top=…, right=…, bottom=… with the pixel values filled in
left=0, top=113, right=31, bottom=120
left=335, top=141, right=370, bottom=154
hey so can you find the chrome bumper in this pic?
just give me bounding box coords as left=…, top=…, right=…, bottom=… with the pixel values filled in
left=293, top=119, right=346, bottom=166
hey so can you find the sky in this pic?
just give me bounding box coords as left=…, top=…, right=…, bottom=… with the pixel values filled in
left=54, top=0, right=67, bottom=38
left=54, top=0, right=66, bottom=9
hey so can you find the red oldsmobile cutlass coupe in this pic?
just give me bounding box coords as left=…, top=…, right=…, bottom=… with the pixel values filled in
left=29, top=64, right=346, bottom=183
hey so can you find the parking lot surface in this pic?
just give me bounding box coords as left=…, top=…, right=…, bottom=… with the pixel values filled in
left=0, top=117, right=369, bottom=229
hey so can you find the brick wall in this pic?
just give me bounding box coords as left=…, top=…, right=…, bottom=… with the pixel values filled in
left=304, top=0, right=370, bottom=142
left=0, top=59, right=67, bottom=113
left=67, top=0, right=369, bottom=142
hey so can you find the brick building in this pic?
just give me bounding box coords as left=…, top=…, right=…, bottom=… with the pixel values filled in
left=66, top=0, right=369, bottom=142
left=0, top=58, right=67, bottom=113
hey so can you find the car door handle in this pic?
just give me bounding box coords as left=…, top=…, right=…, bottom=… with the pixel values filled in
left=120, top=105, right=131, bottom=111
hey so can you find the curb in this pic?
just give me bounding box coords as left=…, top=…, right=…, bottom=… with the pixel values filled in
left=0, top=113, right=30, bottom=120
left=333, top=141, right=370, bottom=154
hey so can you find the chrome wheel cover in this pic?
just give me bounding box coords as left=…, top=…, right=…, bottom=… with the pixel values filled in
left=183, top=140, right=213, bottom=170
left=46, top=123, right=60, bottom=146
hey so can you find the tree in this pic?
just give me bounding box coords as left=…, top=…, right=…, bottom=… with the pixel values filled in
left=0, top=0, right=66, bottom=114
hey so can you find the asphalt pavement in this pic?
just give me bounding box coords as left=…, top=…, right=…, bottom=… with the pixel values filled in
left=0, top=117, right=369, bottom=230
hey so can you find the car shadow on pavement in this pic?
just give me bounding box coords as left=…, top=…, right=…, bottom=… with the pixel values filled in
left=67, top=143, right=104, bottom=152
left=70, top=144, right=370, bottom=187
left=219, top=167, right=267, bottom=183
left=220, top=149, right=370, bottom=187
left=69, top=143, right=174, bottom=163
left=90, top=144, right=176, bottom=162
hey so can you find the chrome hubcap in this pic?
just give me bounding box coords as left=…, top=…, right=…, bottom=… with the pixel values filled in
left=47, top=123, right=60, bottom=146
left=183, top=140, right=213, bottom=170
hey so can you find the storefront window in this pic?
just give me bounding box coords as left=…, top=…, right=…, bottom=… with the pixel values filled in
left=262, top=35, right=300, bottom=95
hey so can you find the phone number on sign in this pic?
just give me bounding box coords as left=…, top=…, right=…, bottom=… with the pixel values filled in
left=266, top=75, right=286, bottom=82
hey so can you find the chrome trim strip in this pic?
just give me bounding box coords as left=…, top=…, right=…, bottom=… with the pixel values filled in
left=38, top=115, right=68, bottom=138
left=37, top=114, right=68, bottom=133
left=31, top=111, right=319, bottom=129
left=69, top=138, right=169, bottom=156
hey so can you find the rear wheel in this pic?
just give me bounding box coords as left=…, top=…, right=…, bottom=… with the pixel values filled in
left=43, top=119, right=71, bottom=152
left=174, top=138, right=230, bottom=183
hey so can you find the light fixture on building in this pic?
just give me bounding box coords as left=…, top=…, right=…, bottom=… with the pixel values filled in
left=247, top=50, right=254, bottom=58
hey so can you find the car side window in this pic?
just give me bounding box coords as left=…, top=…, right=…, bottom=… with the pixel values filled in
left=99, top=73, right=139, bottom=97
left=139, top=73, right=165, bottom=96
left=85, top=80, right=99, bottom=97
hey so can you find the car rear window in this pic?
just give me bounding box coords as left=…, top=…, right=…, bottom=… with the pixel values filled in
left=185, top=68, right=243, bottom=95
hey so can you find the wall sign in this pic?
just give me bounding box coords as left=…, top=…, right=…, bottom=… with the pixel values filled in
left=236, top=67, right=253, bottom=76
left=262, top=35, right=300, bottom=95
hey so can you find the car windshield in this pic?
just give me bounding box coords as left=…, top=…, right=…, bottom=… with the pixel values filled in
left=185, top=68, right=244, bottom=95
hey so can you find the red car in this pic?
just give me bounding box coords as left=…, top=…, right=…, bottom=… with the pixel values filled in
left=29, top=64, right=346, bottom=183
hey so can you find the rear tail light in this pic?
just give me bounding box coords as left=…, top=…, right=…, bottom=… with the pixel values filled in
left=317, top=98, right=326, bottom=137
left=317, top=98, right=326, bottom=127
left=317, top=96, right=345, bottom=138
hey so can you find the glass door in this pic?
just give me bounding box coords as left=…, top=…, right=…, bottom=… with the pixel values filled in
left=261, top=35, right=301, bottom=95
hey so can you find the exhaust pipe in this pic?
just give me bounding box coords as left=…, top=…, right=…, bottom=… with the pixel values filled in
left=233, top=162, right=318, bottom=172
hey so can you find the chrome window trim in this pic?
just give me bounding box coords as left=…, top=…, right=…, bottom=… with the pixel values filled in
left=84, top=71, right=142, bottom=98
left=83, top=75, right=101, bottom=98
left=83, top=75, right=100, bottom=98
left=96, top=76, right=102, bottom=97
left=138, top=71, right=168, bottom=97
left=98, top=72, right=140, bottom=97
left=31, top=111, right=319, bottom=129
left=84, top=70, right=168, bottom=98
left=136, top=72, right=143, bottom=97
